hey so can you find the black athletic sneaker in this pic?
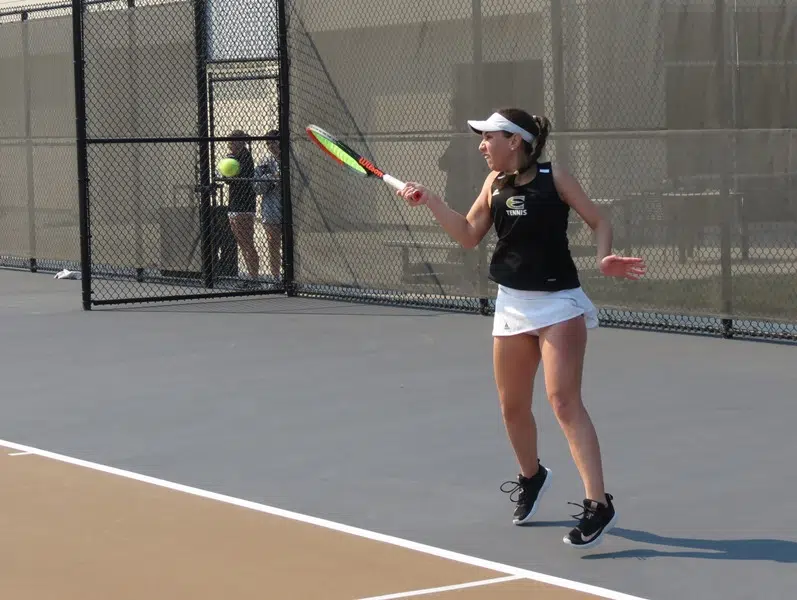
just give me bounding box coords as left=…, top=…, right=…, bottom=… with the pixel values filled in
left=500, top=461, right=552, bottom=525
left=563, top=493, right=618, bottom=549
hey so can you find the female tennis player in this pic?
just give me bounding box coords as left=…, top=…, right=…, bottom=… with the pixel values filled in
left=396, top=108, right=646, bottom=549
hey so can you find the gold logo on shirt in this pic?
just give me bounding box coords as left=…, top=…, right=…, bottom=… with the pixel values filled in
left=506, top=196, right=527, bottom=216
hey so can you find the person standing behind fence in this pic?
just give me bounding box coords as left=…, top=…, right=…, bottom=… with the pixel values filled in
left=223, top=130, right=260, bottom=284
left=254, top=130, right=283, bottom=281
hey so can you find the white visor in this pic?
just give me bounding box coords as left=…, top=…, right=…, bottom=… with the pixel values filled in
left=467, top=112, right=535, bottom=143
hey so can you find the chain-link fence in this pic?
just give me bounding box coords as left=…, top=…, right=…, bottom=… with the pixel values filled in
left=2, top=0, right=795, bottom=341
left=285, top=0, right=797, bottom=340
left=0, top=2, right=80, bottom=274
left=73, top=0, right=288, bottom=306
left=1, top=0, right=289, bottom=305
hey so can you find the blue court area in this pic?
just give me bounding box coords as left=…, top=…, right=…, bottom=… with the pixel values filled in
left=1, top=269, right=796, bottom=600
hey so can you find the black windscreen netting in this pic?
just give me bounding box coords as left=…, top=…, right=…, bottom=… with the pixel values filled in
left=285, top=0, right=797, bottom=336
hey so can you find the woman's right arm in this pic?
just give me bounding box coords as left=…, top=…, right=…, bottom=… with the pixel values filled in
left=398, top=172, right=497, bottom=249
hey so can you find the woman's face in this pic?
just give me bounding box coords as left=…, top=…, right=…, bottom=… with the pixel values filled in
left=478, top=131, right=516, bottom=172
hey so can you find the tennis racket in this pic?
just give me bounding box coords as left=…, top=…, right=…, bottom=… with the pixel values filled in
left=305, top=125, right=421, bottom=200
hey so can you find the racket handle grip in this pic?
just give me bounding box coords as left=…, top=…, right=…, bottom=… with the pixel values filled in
left=382, top=174, right=405, bottom=190
left=383, top=174, right=423, bottom=201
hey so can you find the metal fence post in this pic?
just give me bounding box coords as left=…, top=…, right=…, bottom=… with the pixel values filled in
left=715, top=0, right=734, bottom=338
left=72, top=0, right=91, bottom=310
left=193, top=0, right=214, bottom=289
left=21, top=11, right=38, bottom=272
left=550, top=0, right=570, bottom=169
left=277, top=0, right=294, bottom=296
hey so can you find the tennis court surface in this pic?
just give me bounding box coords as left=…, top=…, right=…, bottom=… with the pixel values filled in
left=1, top=270, right=796, bottom=600
left=0, top=441, right=634, bottom=600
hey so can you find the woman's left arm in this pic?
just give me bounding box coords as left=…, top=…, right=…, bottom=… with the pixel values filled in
left=553, top=166, right=647, bottom=280
left=552, top=166, right=612, bottom=264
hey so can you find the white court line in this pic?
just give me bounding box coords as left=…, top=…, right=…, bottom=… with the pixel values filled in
left=8, top=451, right=32, bottom=456
left=0, top=438, right=650, bottom=600
left=356, top=575, right=522, bottom=600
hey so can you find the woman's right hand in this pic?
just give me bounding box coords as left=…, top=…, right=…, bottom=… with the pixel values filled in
left=397, top=182, right=431, bottom=207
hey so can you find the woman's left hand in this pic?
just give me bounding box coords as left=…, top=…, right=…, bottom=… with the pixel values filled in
left=600, top=255, right=647, bottom=280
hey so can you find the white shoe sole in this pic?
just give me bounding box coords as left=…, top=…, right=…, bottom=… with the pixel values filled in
left=512, top=467, right=552, bottom=526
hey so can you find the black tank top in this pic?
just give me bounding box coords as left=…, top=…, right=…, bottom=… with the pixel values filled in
left=488, top=162, right=580, bottom=291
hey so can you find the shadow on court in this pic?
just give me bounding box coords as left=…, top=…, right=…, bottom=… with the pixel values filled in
left=108, top=296, right=455, bottom=317
left=528, top=521, right=797, bottom=563
left=592, top=528, right=797, bottom=563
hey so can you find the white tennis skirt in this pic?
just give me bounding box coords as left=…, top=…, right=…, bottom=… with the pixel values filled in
left=493, top=284, right=599, bottom=337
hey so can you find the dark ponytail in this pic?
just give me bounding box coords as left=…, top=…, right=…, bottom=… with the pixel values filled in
left=527, top=115, right=551, bottom=165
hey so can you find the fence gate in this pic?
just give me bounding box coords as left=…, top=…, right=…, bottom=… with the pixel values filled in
left=74, top=0, right=289, bottom=308
left=204, top=65, right=283, bottom=287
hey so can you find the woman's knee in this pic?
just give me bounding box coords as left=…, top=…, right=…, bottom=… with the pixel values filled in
left=493, top=334, right=540, bottom=422
left=538, top=318, right=588, bottom=426
left=498, top=390, right=533, bottom=425
left=548, top=388, right=585, bottom=426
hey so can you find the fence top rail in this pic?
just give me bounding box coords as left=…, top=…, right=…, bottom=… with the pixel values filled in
left=0, top=0, right=185, bottom=19
left=0, top=1, right=69, bottom=19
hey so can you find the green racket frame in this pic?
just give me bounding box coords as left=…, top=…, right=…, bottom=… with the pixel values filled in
left=305, top=125, right=420, bottom=199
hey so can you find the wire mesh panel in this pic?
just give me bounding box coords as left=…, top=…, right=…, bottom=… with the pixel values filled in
left=285, top=0, right=797, bottom=339
left=76, top=0, right=286, bottom=305
left=0, top=17, right=28, bottom=265
left=207, top=68, right=284, bottom=287
left=0, top=3, right=79, bottom=273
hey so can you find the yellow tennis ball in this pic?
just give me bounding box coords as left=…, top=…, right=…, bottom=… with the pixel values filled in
left=218, top=157, right=241, bottom=177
